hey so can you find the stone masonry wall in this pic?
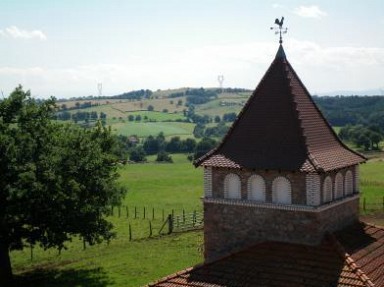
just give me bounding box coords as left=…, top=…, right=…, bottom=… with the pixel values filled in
left=204, top=197, right=359, bottom=262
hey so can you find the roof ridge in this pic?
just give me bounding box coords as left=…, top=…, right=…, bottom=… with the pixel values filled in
left=327, top=232, right=375, bottom=287
left=285, top=60, right=367, bottom=164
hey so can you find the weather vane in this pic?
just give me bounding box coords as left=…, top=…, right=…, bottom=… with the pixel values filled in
left=270, top=17, right=288, bottom=44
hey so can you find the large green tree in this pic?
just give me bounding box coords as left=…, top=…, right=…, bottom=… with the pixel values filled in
left=0, top=86, right=126, bottom=286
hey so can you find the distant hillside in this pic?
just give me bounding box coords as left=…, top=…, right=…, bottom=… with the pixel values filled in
left=55, top=88, right=384, bottom=140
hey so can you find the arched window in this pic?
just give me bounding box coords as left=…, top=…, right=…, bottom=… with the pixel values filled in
left=272, top=176, right=292, bottom=204
left=344, top=171, right=353, bottom=195
left=323, top=176, right=333, bottom=203
left=247, top=175, right=266, bottom=202
left=335, top=173, right=344, bottom=199
left=224, top=173, right=241, bottom=199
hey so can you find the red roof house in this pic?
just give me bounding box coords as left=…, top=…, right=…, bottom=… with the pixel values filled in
left=145, top=29, right=384, bottom=286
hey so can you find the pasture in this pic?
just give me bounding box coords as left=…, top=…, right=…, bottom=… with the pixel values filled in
left=11, top=155, right=204, bottom=287
left=10, top=154, right=384, bottom=287
left=110, top=121, right=195, bottom=138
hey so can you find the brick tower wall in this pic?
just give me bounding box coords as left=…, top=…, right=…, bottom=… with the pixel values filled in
left=203, top=167, right=360, bottom=262
left=204, top=197, right=359, bottom=262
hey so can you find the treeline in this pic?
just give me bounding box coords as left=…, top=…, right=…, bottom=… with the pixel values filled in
left=185, top=88, right=218, bottom=105
left=58, top=89, right=153, bottom=103
left=114, top=133, right=217, bottom=163
left=168, top=87, right=251, bottom=99
left=313, top=95, right=384, bottom=150
left=54, top=111, right=107, bottom=123
left=339, top=125, right=382, bottom=151
left=113, top=89, right=152, bottom=100
left=313, top=95, right=384, bottom=127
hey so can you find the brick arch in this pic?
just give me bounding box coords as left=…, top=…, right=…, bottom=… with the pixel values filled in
left=224, top=173, right=241, bottom=199
left=323, top=176, right=333, bottom=203
left=335, top=172, right=344, bottom=199
left=272, top=176, right=292, bottom=204
left=344, top=170, right=353, bottom=195
left=247, top=174, right=266, bottom=202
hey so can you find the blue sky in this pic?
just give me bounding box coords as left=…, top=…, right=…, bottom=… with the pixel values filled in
left=0, top=0, right=383, bottom=98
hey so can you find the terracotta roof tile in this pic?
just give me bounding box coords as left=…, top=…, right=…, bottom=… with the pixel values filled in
left=147, top=222, right=384, bottom=287
left=194, top=45, right=366, bottom=172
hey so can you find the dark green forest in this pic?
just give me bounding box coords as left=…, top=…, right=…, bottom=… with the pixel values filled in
left=313, top=96, right=384, bottom=150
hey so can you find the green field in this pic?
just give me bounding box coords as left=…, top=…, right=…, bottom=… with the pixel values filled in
left=110, top=121, right=195, bottom=138
left=12, top=154, right=203, bottom=287
left=10, top=155, right=384, bottom=287
left=125, top=111, right=185, bottom=122
left=360, top=159, right=384, bottom=208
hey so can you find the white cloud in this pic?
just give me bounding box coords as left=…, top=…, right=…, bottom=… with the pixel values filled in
left=0, top=40, right=383, bottom=97
left=0, top=26, right=47, bottom=40
left=272, top=3, right=284, bottom=9
left=293, top=5, right=327, bottom=19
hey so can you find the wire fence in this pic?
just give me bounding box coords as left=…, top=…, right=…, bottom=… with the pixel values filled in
left=360, top=197, right=384, bottom=214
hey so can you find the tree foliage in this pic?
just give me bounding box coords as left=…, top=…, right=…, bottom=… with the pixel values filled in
left=0, top=86, right=126, bottom=285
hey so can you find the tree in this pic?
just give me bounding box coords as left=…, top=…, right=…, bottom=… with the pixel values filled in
left=129, top=146, right=147, bottom=162
left=194, top=137, right=217, bottom=160
left=181, top=138, right=196, bottom=153
left=147, top=105, right=154, bottom=111
left=0, top=86, right=126, bottom=285
left=223, top=112, right=237, bottom=122
left=156, top=151, right=173, bottom=163
left=143, top=135, right=160, bottom=155
left=166, top=136, right=182, bottom=153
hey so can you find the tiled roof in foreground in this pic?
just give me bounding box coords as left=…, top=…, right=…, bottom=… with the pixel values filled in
left=194, top=45, right=366, bottom=172
left=147, top=222, right=384, bottom=287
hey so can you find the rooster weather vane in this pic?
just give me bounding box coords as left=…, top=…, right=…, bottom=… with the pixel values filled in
left=270, top=17, right=288, bottom=44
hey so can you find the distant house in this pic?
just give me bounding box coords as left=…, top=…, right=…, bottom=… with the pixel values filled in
left=128, top=135, right=139, bottom=145
left=146, top=36, right=384, bottom=287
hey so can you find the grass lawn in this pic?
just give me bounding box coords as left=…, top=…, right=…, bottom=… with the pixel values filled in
left=11, top=155, right=204, bottom=287
left=10, top=155, right=384, bottom=286
left=360, top=159, right=384, bottom=211
left=110, top=122, right=195, bottom=138
left=125, top=111, right=186, bottom=122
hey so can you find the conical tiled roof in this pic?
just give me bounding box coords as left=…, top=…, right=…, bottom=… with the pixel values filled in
left=195, top=45, right=365, bottom=172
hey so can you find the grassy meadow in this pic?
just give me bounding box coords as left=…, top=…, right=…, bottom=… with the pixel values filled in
left=10, top=151, right=384, bottom=286
left=12, top=154, right=203, bottom=287
left=110, top=121, right=195, bottom=138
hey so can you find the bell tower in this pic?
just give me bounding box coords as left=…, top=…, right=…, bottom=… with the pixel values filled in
left=194, top=18, right=366, bottom=262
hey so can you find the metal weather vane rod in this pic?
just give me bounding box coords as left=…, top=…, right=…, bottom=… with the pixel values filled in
left=270, top=16, right=288, bottom=44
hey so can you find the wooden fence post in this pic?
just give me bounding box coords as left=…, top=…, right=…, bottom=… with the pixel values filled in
left=168, top=214, right=173, bottom=234
left=152, top=207, right=155, bottom=220
left=363, top=197, right=366, bottom=212
left=149, top=221, right=152, bottom=237
left=143, top=207, right=146, bottom=219
left=134, top=206, right=137, bottom=219
left=129, top=223, right=132, bottom=241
